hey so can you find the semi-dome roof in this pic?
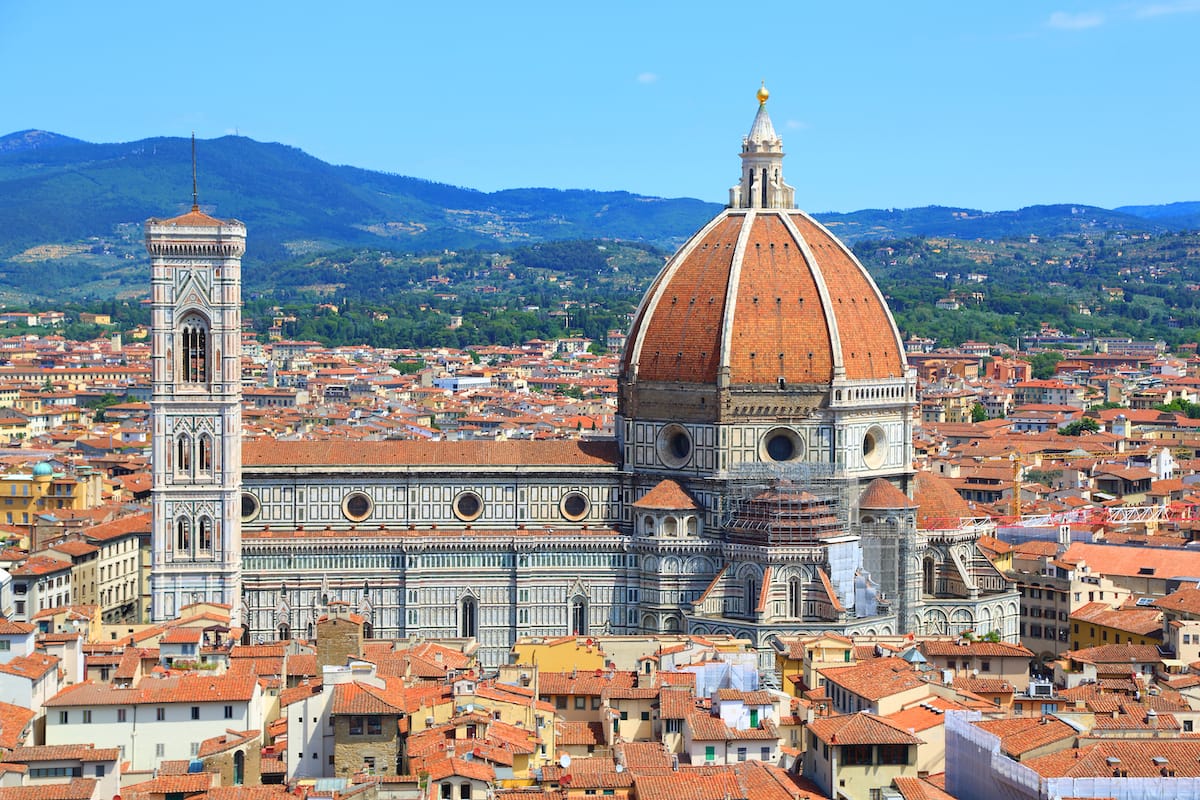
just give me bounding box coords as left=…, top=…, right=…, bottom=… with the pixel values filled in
left=620, top=88, right=907, bottom=413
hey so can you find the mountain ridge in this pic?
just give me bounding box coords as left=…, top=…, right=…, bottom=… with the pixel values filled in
left=0, top=129, right=1197, bottom=302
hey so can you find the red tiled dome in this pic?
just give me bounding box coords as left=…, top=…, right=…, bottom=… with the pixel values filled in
left=913, top=470, right=973, bottom=528
left=621, top=209, right=906, bottom=388
left=859, top=478, right=918, bottom=509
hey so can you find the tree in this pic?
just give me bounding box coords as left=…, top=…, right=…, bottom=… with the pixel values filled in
left=1025, top=352, right=1063, bottom=380
left=1058, top=418, right=1099, bottom=436
left=970, top=403, right=989, bottom=423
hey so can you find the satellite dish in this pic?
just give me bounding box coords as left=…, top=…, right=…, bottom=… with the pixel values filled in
left=559, top=754, right=571, bottom=769
left=615, top=763, right=625, bottom=773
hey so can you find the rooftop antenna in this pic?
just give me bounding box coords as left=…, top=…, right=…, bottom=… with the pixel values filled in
left=191, top=132, right=199, bottom=212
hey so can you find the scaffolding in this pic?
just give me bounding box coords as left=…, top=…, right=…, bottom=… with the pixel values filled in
left=722, top=462, right=853, bottom=547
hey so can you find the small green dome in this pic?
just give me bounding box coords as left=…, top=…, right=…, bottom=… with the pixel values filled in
left=32, top=462, right=54, bottom=478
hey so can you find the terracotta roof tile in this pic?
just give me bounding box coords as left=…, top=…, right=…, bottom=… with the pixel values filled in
left=631, top=479, right=700, bottom=510
left=0, top=702, right=34, bottom=750
left=243, top=438, right=617, bottom=468
left=819, top=658, right=928, bottom=702
left=45, top=674, right=258, bottom=707
left=0, top=778, right=97, bottom=800
left=7, top=745, right=120, bottom=763
left=974, top=716, right=1077, bottom=757
left=913, top=471, right=972, bottom=527
left=1024, top=739, right=1200, bottom=778
left=808, top=712, right=923, bottom=746
left=858, top=478, right=918, bottom=509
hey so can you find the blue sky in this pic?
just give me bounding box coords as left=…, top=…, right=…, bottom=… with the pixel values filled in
left=1, top=1, right=1197, bottom=212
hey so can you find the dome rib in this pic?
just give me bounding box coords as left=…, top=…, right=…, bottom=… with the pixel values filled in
left=716, top=210, right=756, bottom=385
left=790, top=212, right=907, bottom=380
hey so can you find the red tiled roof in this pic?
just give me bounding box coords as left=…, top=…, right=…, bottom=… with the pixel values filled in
left=0, top=703, right=35, bottom=750
left=974, top=716, right=1077, bottom=757
left=45, top=674, right=258, bottom=707
left=913, top=471, right=972, bottom=527
left=0, top=654, right=58, bottom=681
left=243, top=438, right=617, bottom=468
left=7, top=745, right=120, bottom=763
left=808, top=712, right=923, bottom=746
left=0, top=619, right=33, bottom=635
left=918, top=640, right=1033, bottom=658
left=859, top=478, right=918, bottom=509
left=1024, top=739, right=1200, bottom=778
left=631, top=479, right=699, bottom=510
left=1061, top=541, right=1200, bottom=579
left=154, top=208, right=226, bottom=228
left=819, top=658, right=928, bottom=702
left=0, top=778, right=97, bottom=800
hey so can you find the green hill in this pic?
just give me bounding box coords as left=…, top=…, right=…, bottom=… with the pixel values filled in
left=0, top=129, right=1197, bottom=304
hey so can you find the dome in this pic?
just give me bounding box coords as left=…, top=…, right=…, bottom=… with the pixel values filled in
left=620, top=90, right=907, bottom=423
left=912, top=471, right=972, bottom=529
left=858, top=478, right=918, bottom=510
left=32, top=462, right=54, bottom=478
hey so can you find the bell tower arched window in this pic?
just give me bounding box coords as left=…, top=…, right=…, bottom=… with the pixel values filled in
left=179, top=313, right=210, bottom=385
left=176, top=517, right=192, bottom=554
left=176, top=434, right=192, bottom=476
left=198, top=517, right=213, bottom=554
left=198, top=434, right=213, bottom=474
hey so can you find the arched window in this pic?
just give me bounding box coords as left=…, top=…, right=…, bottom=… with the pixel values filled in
left=663, top=517, right=678, bottom=536
left=641, top=515, right=655, bottom=535
left=175, top=517, right=192, bottom=554
left=176, top=434, right=192, bottom=476
left=179, top=314, right=210, bottom=384
left=277, top=623, right=291, bottom=641
left=197, top=517, right=213, bottom=553
left=571, top=597, right=588, bottom=636
left=746, top=576, right=760, bottom=616
left=923, top=557, right=936, bottom=596
left=198, top=434, right=213, bottom=474
left=788, top=577, right=803, bottom=618
left=460, top=597, right=478, bottom=639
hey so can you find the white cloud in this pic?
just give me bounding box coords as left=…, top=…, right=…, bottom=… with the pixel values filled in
left=785, top=120, right=809, bottom=131
left=635, top=72, right=658, bottom=84
left=1047, top=10, right=1106, bottom=28
left=1134, top=1, right=1200, bottom=18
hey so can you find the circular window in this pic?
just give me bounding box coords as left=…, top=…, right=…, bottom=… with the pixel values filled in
left=862, top=426, right=887, bottom=469
left=342, top=492, right=373, bottom=522
left=560, top=491, right=590, bottom=522
left=240, top=492, right=260, bottom=522
left=656, top=424, right=693, bottom=468
left=761, top=428, right=804, bottom=462
left=453, top=490, right=484, bottom=522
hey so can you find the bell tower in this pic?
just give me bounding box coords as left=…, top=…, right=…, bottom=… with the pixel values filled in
left=146, top=165, right=245, bottom=622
